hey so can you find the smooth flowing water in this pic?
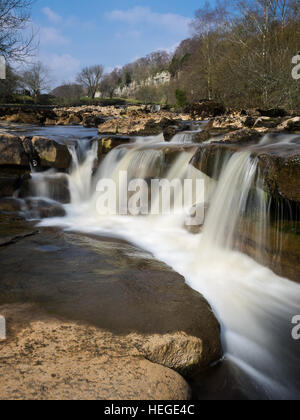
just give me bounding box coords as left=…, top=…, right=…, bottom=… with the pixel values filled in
left=25, top=127, right=300, bottom=400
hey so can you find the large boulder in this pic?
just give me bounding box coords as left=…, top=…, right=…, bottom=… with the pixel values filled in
left=236, top=219, right=300, bottom=283
left=257, top=150, right=300, bottom=203
left=26, top=137, right=72, bottom=170
left=222, top=128, right=261, bottom=144
left=98, top=116, right=179, bottom=137
left=96, top=136, right=131, bottom=155
left=191, top=143, right=240, bottom=179
left=0, top=134, right=29, bottom=167
left=133, top=331, right=213, bottom=377
left=0, top=135, right=30, bottom=197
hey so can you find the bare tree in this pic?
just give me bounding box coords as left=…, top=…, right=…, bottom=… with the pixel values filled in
left=100, top=69, right=122, bottom=98
left=191, top=1, right=229, bottom=100
left=228, top=0, right=300, bottom=105
left=22, top=61, right=51, bottom=103
left=76, top=65, right=104, bottom=98
left=0, top=0, right=35, bottom=61
left=0, top=64, right=19, bottom=102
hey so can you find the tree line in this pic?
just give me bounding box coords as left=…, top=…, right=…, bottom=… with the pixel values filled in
left=170, top=0, right=300, bottom=109
left=1, top=0, right=300, bottom=109
left=100, top=0, right=300, bottom=110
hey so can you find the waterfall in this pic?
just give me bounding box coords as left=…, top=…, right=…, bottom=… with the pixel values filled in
left=171, top=131, right=199, bottom=144
left=68, top=141, right=98, bottom=204
left=202, top=152, right=268, bottom=252
left=36, top=136, right=300, bottom=400
left=171, top=121, right=209, bottom=144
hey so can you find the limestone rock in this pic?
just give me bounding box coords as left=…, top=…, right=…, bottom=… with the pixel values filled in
left=0, top=304, right=190, bottom=400
left=277, top=117, right=300, bottom=132
left=97, top=136, right=131, bottom=154
left=257, top=151, right=300, bottom=203
left=0, top=134, right=29, bottom=167
left=29, top=137, right=72, bottom=170
left=222, top=128, right=261, bottom=144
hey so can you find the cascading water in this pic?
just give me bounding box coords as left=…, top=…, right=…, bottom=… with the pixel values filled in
left=68, top=141, right=99, bottom=204
left=36, top=133, right=300, bottom=400
left=171, top=121, right=209, bottom=144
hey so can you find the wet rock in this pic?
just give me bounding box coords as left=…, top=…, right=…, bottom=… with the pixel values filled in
left=163, top=125, right=181, bottom=142
left=194, top=131, right=212, bottom=143
left=97, top=136, right=131, bottom=154
left=191, top=143, right=238, bottom=179
left=0, top=212, right=37, bottom=247
left=0, top=135, right=30, bottom=197
left=0, top=198, right=23, bottom=213
left=257, top=150, right=300, bottom=203
left=29, top=136, right=72, bottom=170
left=0, top=168, right=29, bottom=198
left=25, top=198, right=66, bottom=218
left=19, top=173, right=71, bottom=204
left=236, top=219, right=300, bottom=284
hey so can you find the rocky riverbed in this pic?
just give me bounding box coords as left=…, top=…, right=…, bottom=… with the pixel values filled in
left=0, top=103, right=299, bottom=282
left=0, top=102, right=299, bottom=399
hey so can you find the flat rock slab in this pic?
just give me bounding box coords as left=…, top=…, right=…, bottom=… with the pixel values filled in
left=0, top=304, right=190, bottom=400
left=0, top=222, right=222, bottom=399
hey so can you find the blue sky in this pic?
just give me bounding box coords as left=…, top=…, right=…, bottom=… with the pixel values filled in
left=29, top=0, right=203, bottom=87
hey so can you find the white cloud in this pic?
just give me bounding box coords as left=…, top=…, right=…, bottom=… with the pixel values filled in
left=42, top=7, right=62, bottom=24
left=39, top=26, right=70, bottom=46
left=106, top=6, right=191, bottom=36
left=41, top=53, right=81, bottom=85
